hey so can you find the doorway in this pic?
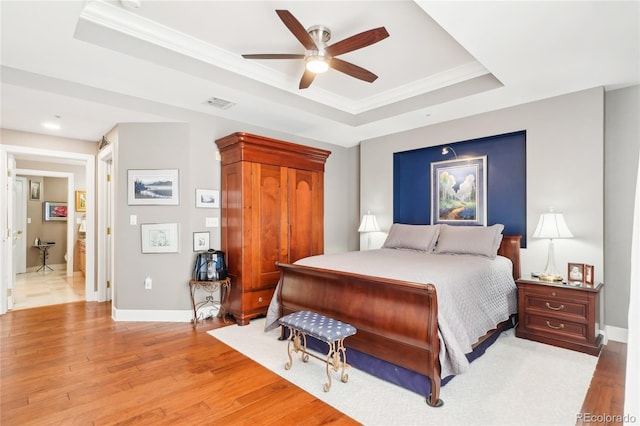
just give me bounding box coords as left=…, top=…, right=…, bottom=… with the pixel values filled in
left=0, top=145, right=95, bottom=315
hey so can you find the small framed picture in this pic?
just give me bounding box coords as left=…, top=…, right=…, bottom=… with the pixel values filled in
left=584, top=264, right=594, bottom=285
left=195, top=189, right=219, bottom=208
left=75, top=190, right=86, bottom=212
left=141, top=223, right=179, bottom=253
left=568, top=262, right=585, bottom=283
left=193, top=232, right=210, bottom=252
left=30, top=180, right=42, bottom=201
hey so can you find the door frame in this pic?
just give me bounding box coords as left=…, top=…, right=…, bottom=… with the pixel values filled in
left=0, top=144, right=95, bottom=314
left=13, top=176, right=28, bottom=274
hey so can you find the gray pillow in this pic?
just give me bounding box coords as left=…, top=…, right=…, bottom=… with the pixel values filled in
left=382, top=224, right=441, bottom=252
left=435, top=224, right=505, bottom=258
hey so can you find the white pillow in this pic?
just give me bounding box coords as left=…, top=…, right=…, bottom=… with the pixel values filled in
left=382, top=224, right=441, bottom=252
left=435, top=224, right=505, bottom=258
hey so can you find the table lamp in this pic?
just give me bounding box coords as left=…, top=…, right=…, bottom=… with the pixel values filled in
left=532, top=210, right=573, bottom=282
left=358, top=211, right=380, bottom=250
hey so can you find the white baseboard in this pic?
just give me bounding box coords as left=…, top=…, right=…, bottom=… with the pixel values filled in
left=605, top=325, right=628, bottom=343
left=112, top=307, right=193, bottom=323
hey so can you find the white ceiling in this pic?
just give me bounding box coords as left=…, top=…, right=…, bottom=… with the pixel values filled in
left=1, top=1, right=638, bottom=148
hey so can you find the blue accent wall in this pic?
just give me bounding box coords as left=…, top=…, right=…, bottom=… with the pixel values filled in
left=393, top=130, right=527, bottom=246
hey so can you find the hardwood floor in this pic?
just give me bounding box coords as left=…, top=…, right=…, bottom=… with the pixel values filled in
left=0, top=302, right=357, bottom=425
left=1, top=300, right=627, bottom=425
left=12, top=268, right=84, bottom=310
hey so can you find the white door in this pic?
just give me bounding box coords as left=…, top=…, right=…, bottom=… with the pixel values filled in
left=13, top=176, right=27, bottom=274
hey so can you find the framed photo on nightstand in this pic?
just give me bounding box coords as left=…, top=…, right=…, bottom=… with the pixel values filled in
left=568, top=263, right=584, bottom=283
left=584, top=264, right=594, bottom=285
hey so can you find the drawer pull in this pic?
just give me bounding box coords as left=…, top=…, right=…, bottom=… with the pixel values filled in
left=545, top=302, right=565, bottom=311
left=546, top=321, right=564, bottom=330
left=258, top=297, right=263, bottom=302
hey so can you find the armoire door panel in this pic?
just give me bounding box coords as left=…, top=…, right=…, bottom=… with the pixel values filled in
left=288, top=169, right=324, bottom=262
left=249, top=164, right=287, bottom=290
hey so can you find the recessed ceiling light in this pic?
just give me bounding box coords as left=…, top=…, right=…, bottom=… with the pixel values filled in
left=41, top=122, right=61, bottom=130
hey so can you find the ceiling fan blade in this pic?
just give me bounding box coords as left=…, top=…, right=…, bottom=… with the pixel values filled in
left=326, top=27, right=389, bottom=57
left=276, top=10, right=317, bottom=51
left=299, top=69, right=316, bottom=89
left=329, top=58, right=378, bottom=83
left=242, top=54, right=305, bottom=60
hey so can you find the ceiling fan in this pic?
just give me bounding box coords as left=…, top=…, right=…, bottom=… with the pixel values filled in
left=242, top=10, right=389, bottom=89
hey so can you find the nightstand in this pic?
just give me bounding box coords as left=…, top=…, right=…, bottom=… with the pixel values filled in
left=515, top=278, right=603, bottom=355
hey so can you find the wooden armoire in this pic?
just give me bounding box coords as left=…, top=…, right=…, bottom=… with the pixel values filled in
left=215, top=132, right=331, bottom=325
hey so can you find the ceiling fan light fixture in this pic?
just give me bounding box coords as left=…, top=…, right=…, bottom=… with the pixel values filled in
left=305, top=56, right=329, bottom=74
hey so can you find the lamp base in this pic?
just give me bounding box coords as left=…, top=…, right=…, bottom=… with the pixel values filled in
left=538, top=273, right=564, bottom=282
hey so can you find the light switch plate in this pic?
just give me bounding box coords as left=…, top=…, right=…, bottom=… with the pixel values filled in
left=130, top=215, right=137, bottom=225
left=205, top=217, right=219, bottom=228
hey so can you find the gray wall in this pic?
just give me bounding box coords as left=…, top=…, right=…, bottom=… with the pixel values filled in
left=110, top=119, right=357, bottom=313
left=604, top=85, right=640, bottom=328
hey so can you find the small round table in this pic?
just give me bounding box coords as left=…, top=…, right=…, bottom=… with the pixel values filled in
left=33, top=243, right=55, bottom=272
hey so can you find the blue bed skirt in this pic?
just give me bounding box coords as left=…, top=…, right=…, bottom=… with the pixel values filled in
left=291, top=317, right=515, bottom=399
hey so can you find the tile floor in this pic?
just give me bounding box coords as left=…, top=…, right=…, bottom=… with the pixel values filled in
left=12, top=266, right=85, bottom=310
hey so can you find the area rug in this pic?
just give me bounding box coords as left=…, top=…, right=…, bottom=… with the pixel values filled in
left=208, top=319, right=598, bottom=425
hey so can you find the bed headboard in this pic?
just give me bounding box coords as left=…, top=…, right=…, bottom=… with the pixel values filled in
left=498, top=235, right=522, bottom=280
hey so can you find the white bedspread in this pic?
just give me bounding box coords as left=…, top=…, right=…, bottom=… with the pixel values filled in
left=265, top=248, right=517, bottom=378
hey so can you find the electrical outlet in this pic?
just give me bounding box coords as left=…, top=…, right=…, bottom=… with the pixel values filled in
left=144, top=276, right=152, bottom=289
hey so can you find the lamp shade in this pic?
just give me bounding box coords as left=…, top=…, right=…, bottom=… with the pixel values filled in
left=532, top=212, right=573, bottom=239
left=358, top=213, right=380, bottom=233
left=78, top=218, right=87, bottom=233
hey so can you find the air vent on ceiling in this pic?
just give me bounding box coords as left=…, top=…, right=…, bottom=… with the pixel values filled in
left=205, top=97, right=235, bottom=110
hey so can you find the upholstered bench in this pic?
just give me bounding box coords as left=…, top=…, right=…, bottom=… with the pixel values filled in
left=278, top=310, right=357, bottom=392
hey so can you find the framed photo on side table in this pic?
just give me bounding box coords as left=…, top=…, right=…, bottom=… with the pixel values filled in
left=584, top=264, right=594, bottom=285
left=568, top=262, right=585, bottom=283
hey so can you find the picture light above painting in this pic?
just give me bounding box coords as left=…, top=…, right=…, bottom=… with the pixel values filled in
left=128, top=169, right=179, bottom=205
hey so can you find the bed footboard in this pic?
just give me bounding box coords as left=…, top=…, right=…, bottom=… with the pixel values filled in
left=275, top=262, right=442, bottom=406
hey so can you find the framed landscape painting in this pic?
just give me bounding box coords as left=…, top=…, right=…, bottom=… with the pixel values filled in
left=128, top=169, right=179, bottom=205
left=431, top=156, right=487, bottom=226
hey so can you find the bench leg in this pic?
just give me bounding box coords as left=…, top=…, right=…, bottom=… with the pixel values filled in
left=323, top=338, right=349, bottom=392
left=284, top=327, right=309, bottom=370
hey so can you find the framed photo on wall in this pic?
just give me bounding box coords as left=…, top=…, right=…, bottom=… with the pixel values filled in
left=128, top=169, right=179, bottom=205
left=30, top=180, right=42, bottom=201
left=195, top=189, right=219, bottom=208
left=430, top=156, right=487, bottom=226
left=44, top=201, right=68, bottom=222
left=75, top=190, right=86, bottom=212
left=141, top=223, right=179, bottom=253
left=193, top=231, right=210, bottom=252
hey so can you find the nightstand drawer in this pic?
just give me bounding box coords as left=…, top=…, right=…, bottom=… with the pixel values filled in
left=523, top=295, right=588, bottom=321
left=522, top=314, right=589, bottom=342
left=522, top=285, right=589, bottom=301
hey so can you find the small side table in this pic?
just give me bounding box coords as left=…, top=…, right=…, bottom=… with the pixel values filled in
left=189, top=277, right=231, bottom=328
left=33, top=243, right=55, bottom=272
left=516, top=277, right=603, bottom=355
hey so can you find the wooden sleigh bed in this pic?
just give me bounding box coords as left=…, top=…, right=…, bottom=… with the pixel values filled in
left=271, top=234, right=522, bottom=407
